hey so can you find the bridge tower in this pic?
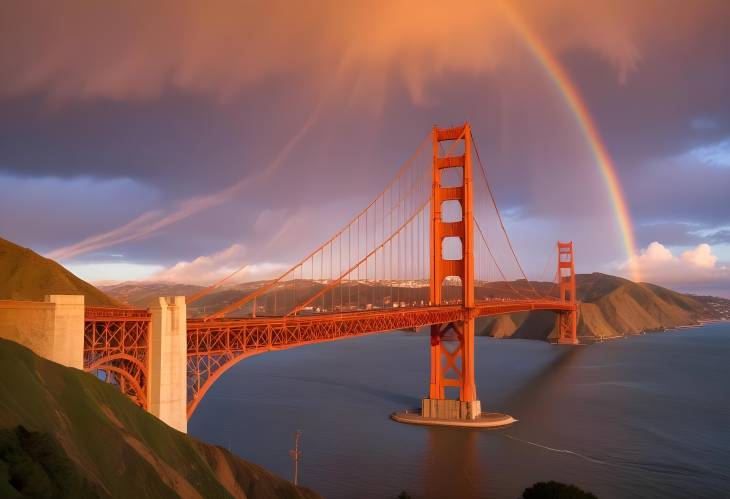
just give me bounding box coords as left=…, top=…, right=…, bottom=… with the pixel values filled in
left=556, top=241, right=578, bottom=344
left=423, top=123, right=481, bottom=420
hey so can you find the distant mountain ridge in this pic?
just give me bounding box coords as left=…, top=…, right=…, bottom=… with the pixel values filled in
left=478, top=273, right=729, bottom=340
left=102, top=272, right=730, bottom=340
left=0, top=237, right=119, bottom=307
left=99, top=280, right=266, bottom=314
left=3, top=234, right=724, bottom=340
left=98, top=281, right=204, bottom=308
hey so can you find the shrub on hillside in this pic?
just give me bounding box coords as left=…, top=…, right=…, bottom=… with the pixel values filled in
left=523, top=480, right=597, bottom=499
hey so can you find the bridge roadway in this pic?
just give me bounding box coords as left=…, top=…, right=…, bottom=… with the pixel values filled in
left=185, top=299, right=576, bottom=416
left=187, top=299, right=575, bottom=353
left=74, top=123, right=581, bottom=427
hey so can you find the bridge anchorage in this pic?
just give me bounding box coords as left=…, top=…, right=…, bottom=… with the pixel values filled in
left=79, top=121, right=577, bottom=432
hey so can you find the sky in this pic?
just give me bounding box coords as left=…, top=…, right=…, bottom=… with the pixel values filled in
left=0, top=0, right=728, bottom=297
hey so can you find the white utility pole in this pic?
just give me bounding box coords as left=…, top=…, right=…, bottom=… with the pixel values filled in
left=289, top=430, right=302, bottom=486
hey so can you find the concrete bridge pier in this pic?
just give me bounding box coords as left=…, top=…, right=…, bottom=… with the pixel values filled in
left=148, top=296, right=188, bottom=433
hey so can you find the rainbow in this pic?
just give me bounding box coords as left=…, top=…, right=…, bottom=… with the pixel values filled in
left=498, top=2, right=640, bottom=281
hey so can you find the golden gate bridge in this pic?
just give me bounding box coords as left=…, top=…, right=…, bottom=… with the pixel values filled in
left=83, top=122, right=577, bottom=424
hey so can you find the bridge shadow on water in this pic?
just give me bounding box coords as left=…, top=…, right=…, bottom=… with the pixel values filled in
left=501, top=344, right=584, bottom=414
left=415, top=346, right=586, bottom=499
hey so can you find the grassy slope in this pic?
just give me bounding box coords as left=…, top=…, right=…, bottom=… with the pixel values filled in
left=0, top=338, right=319, bottom=499
left=0, top=237, right=119, bottom=307
left=479, top=273, right=722, bottom=340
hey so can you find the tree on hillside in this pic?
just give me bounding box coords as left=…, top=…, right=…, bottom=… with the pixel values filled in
left=523, top=480, right=597, bottom=499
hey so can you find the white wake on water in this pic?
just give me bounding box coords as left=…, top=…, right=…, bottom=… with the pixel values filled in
left=503, top=434, right=608, bottom=465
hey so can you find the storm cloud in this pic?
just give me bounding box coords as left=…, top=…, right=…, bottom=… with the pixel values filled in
left=0, top=1, right=728, bottom=296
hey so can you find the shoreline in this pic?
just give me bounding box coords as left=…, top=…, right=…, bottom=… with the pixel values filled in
left=578, top=318, right=729, bottom=344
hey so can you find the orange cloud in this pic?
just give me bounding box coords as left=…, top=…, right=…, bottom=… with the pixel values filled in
left=1, top=1, right=720, bottom=103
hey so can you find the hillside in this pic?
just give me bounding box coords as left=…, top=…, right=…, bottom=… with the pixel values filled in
left=99, top=281, right=205, bottom=309
left=0, top=237, right=119, bottom=307
left=0, top=337, right=319, bottom=499
left=103, top=280, right=379, bottom=317
left=478, top=273, right=729, bottom=340
left=99, top=281, right=264, bottom=316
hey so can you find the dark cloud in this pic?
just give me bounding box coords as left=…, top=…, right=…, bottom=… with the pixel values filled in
left=0, top=1, right=729, bottom=288
left=0, top=173, right=159, bottom=250
left=626, top=153, right=730, bottom=229
left=634, top=222, right=705, bottom=248
left=569, top=7, right=730, bottom=166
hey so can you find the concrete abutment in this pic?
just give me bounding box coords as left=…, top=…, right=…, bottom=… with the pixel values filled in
left=0, top=295, right=84, bottom=369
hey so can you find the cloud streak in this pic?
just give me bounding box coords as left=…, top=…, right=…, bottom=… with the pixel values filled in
left=46, top=99, right=323, bottom=260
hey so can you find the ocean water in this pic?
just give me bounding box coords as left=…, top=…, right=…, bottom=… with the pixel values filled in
left=189, top=323, right=730, bottom=498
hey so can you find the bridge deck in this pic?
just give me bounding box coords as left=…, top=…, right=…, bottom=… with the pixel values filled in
left=184, top=299, right=575, bottom=417
left=186, top=299, right=575, bottom=355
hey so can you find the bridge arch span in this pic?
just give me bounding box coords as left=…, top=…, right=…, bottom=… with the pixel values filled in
left=86, top=354, right=148, bottom=408
left=185, top=326, right=410, bottom=419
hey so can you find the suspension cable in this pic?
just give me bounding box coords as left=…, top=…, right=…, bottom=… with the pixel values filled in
left=474, top=219, right=528, bottom=299
left=188, top=262, right=249, bottom=304
left=205, top=133, right=431, bottom=320
left=471, top=131, right=542, bottom=298
left=288, top=199, right=430, bottom=316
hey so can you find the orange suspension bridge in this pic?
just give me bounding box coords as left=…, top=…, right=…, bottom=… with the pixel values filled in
left=83, top=123, right=578, bottom=422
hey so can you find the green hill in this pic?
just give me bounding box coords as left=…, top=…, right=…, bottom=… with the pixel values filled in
left=0, top=337, right=319, bottom=499
left=477, top=273, right=728, bottom=340
left=0, top=237, right=119, bottom=307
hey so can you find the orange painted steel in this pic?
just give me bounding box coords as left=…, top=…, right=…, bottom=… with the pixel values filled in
left=556, top=241, right=578, bottom=344
left=76, top=123, right=579, bottom=419
left=84, top=307, right=151, bottom=409
left=182, top=122, right=578, bottom=418
left=186, top=298, right=573, bottom=417
left=429, top=123, right=478, bottom=402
